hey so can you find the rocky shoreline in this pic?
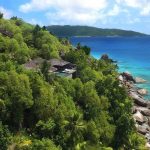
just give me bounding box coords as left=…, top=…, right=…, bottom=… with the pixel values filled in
left=119, top=72, right=150, bottom=148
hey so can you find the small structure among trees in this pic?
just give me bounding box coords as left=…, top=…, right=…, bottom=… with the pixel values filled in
left=24, top=58, right=76, bottom=78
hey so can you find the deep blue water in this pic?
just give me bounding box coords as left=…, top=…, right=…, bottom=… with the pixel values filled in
left=70, top=36, right=150, bottom=99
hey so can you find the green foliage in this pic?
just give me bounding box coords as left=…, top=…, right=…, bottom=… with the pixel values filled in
left=127, top=132, right=147, bottom=150
left=62, top=113, right=86, bottom=149
left=29, top=73, right=56, bottom=121
left=0, top=18, right=70, bottom=63
left=0, top=122, right=11, bottom=150
left=11, top=134, right=32, bottom=150
left=81, top=45, right=91, bottom=55
left=0, top=99, right=5, bottom=110
left=41, top=60, right=51, bottom=81
left=84, top=144, right=113, bottom=150
left=30, top=138, right=60, bottom=150
left=46, top=25, right=147, bottom=37
left=35, top=119, right=55, bottom=138
left=0, top=17, right=146, bottom=150
left=0, top=71, right=33, bottom=129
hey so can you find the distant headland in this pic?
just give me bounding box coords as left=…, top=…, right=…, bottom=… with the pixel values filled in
left=46, top=25, right=148, bottom=37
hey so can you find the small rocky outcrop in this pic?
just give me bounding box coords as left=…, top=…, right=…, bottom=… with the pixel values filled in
left=119, top=72, right=150, bottom=146
left=135, top=77, right=147, bottom=83
left=101, top=54, right=115, bottom=62
left=134, top=97, right=148, bottom=107
left=137, top=125, right=148, bottom=135
left=129, top=92, right=147, bottom=107
left=121, top=72, right=136, bottom=83
left=101, top=54, right=109, bottom=60
left=146, top=142, right=150, bottom=149
left=118, top=75, right=124, bottom=82
left=133, top=111, right=144, bottom=123
left=142, top=109, right=150, bottom=117
left=138, top=89, right=148, bottom=96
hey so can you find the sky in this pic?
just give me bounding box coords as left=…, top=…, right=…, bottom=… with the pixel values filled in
left=0, top=0, right=150, bottom=34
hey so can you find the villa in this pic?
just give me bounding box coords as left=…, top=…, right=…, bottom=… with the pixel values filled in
left=24, top=58, right=76, bottom=79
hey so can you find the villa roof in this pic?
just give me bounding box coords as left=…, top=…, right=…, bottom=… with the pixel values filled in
left=49, top=67, right=58, bottom=72
left=48, top=59, right=70, bottom=67
left=24, top=58, right=45, bottom=69
left=24, top=58, right=76, bottom=72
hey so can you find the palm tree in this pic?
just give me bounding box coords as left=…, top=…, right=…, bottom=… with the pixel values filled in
left=63, top=113, right=87, bottom=150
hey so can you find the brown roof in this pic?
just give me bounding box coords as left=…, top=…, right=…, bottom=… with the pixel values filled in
left=24, top=58, right=45, bottom=69
left=48, top=67, right=58, bottom=72
left=24, top=58, right=75, bottom=71
left=48, top=59, right=70, bottom=67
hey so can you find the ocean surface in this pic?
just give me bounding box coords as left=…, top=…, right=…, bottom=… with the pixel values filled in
left=70, top=36, right=150, bottom=100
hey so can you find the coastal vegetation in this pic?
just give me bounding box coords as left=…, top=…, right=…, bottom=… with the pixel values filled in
left=0, top=14, right=147, bottom=149
left=46, top=25, right=147, bottom=37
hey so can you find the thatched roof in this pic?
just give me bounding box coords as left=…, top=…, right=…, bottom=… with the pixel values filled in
left=48, top=59, right=70, bottom=67
left=48, top=67, right=57, bottom=72
left=24, top=58, right=44, bottom=69
left=24, top=58, right=75, bottom=72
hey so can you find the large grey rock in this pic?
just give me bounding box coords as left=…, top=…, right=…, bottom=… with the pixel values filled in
left=126, top=82, right=134, bottom=89
left=136, top=107, right=150, bottom=117
left=144, top=116, right=149, bottom=124
left=130, top=92, right=148, bottom=107
left=132, top=106, right=137, bottom=114
left=138, top=89, right=148, bottom=96
left=122, top=72, right=136, bottom=83
left=129, top=91, right=140, bottom=99
left=134, top=98, right=148, bottom=107
left=142, top=123, right=150, bottom=131
left=148, top=117, right=150, bottom=126
left=142, top=109, right=150, bottom=116
left=129, top=88, right=137, bottom=92
left=147, top=101, right=150, bottom=109
left=145, top=133, right=150, bottom=141
left=137, top=125, right=148, bottom=135
left=133, top=111, right=144, bottom=124
left=101, top=54, right=109, bottom=60
left=145, top=142, right=150, bottom=148
left=135, top=77, right=147, bottom=83
left=118, top=75, right=123, bottom=82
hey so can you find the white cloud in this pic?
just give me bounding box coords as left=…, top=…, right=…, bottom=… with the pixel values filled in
left=121, top=0, right=143, bottom=8
left=19, top=0, right=108, bottom=13
left=19, top=0, right=54, bottom=13
left=116, top=0, right=150, bottom=16
left=28, top=18, right=43, bottom=26
left=19, top=0, right=150, bottom=26
left=140, top=3, right=150, bottom=16
left=128, top=17, right=140, bottom=24
left=46, top=10, right=104, bottom=25
left=0, top=6, right=12, bottom=18
left=19, top=0, right=108, bottom=25
left=107, top=5, right=121, bottom=16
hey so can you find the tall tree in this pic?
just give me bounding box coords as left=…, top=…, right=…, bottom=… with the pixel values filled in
left=0, top=12, right=3, bottom=19
left=41, top=60, right=51, bottom=81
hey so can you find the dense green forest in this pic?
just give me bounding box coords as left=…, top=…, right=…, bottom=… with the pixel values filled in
left=46, top=25, right=147, bottom=37
left=0, top=14, right=147, bottom=150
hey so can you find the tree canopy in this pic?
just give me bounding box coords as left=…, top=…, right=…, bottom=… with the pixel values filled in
left=0, top=16, right=146, bottom=150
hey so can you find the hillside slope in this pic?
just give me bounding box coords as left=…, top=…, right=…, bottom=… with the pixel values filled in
left=0, top=16, right=147, bottom=150
left=47, top=25, right=147, bottom=37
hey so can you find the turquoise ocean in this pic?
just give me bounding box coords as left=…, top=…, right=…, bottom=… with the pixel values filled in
left=70, top=36, right=150, bottom=99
